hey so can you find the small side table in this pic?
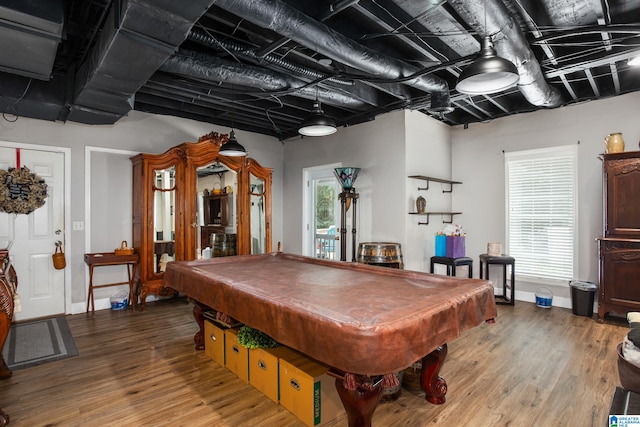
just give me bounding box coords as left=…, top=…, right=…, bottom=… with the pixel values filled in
left=479, top=254, right=515, bottom=305
left=430, top=256, right=473, bottom=278
left=84, top=252, right=139, bottom=317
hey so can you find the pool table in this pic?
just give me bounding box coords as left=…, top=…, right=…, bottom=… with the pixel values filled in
left=164, top=252, right=496, bottom=426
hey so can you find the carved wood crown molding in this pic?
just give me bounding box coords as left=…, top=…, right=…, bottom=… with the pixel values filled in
left=609, top=159, right=640, bottom=174
left=176, top=147, right=187, bottom=161
left=198, top=132, right=229, bottom=147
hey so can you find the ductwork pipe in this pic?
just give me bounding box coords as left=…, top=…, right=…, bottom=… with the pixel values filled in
left=448, top=0, right=563, bottom=107
left=160, top=50, right=368, bottom=110
left=189, top=29, right=354, bottom=87
left=211, top=0, right=452, bottom=112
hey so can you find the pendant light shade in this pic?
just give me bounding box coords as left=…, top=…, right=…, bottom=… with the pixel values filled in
left=456, top=36, right=519, bottom=95
left=219, top=130, right=247, bottom=156
left=298, top=101, right=337, bottom=137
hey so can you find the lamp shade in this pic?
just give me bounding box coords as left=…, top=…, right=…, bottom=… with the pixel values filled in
left=334, top=167, right=360, bottom=190
left=219, top=130, right=247, bottom=157
left=298, top=101, right=337, bottom=136
left=455, top=36, right=519, bottom=95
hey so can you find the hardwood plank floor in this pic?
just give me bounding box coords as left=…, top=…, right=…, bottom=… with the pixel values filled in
left=0, top=297, right=628, bottom=426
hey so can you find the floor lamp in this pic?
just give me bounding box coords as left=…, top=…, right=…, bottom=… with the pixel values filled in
left=334, top=168, right=360, bottom=262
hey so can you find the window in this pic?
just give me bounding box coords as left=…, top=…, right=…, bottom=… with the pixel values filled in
left=505, top=145, right=577, bottom=283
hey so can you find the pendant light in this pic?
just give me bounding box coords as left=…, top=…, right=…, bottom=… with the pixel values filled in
left=219, top=84, right=247, bottom=157
left=455, top=0, right=519, bottom=95
left=219, top=129, right=247, bottom=157
left=455, top=36, right=519, bottom=95
left=298, top=101, right=337, bottom=136
left=298, top=51, right=337, bottom=137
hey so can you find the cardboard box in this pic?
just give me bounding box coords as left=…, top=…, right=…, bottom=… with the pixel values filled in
left=279, top=353, right=345, bottom=427
left=224, top=328, right=249, bottom=383
left=204, top=320, right=226, bottom=366
left=249, top=346, right=298, bottom=403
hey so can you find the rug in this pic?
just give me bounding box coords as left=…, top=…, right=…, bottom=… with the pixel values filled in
left=2, top=316, right=79, bottom=370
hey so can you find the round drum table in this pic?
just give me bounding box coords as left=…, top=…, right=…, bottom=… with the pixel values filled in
left=356, top=242, right=404, bottom=269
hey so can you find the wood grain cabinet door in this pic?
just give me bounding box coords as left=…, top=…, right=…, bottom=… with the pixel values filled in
left=604, top=154, right=640, bottom=238
left=600, top=240, right=640, bottom=312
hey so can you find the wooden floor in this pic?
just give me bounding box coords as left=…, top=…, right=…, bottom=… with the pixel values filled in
left=0, top=297, right=628, bottom=427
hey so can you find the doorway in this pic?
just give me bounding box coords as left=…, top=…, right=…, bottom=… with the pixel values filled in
left=0, top=144, right=69, bottom=321
left=303, top=164, right=341, bottom=260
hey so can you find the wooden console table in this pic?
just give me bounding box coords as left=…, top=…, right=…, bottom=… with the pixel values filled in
left=84, top=252, right=138, bottom=317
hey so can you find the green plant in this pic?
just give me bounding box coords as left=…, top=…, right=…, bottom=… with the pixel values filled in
left=236, top=326, right=278, bottom=349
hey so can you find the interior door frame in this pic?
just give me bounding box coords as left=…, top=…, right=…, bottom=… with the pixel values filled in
left=84, top=146, right=139, bottom=312
left=0, top=140, right=72, bottom=314
left=302, top=162, right=341, bottom=258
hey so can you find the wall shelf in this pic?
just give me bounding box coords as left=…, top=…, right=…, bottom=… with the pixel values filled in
left=408, top=175, right=462, bottom=193
left=408, top=212, right=462, bottom=225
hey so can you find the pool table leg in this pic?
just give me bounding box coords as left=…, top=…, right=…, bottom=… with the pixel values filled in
left=192, top=302, right=206, bottom=351
left=334, top=377, right=383, bottom=427
left=421, top=344, right=448, bottom=404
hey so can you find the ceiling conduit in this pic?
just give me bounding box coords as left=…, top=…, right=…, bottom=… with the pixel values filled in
left=211, top=0, right=453, bottom=112
left=160, top=50, right=368, bottom=110
left=448, top=0, right=563, bottom=107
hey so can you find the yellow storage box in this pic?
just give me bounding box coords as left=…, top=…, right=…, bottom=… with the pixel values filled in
left=278, top=352, right=345, bottom=427
left=249, top=346, right=298, bottom=403
left=224, top=328, right=249, bottom=383
left=204, top=320, right=226, bottom=366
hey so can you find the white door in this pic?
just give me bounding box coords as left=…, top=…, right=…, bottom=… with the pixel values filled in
left=0, top=147, right=65, bottom=321
left=303, top=166, right=341, bottom=260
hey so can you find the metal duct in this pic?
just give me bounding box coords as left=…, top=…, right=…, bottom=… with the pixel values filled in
left=189, top=29, right=354, bottom=87
left=0, top=0, right=64, bottom=80
left=71, top=0, right=214, bottom=123
left=448, top=0, right=563, bottom=107
left=160, top=51, right=368, bottom=110
left=211, top=0, right=452, bottom=111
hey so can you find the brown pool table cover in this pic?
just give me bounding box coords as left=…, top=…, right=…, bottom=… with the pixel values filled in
left=164, top=252, right=496, bottom=375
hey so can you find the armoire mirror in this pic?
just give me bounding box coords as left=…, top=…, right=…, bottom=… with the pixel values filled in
left=153, top=166, right=176, bottom=273
left=196, top=161, right=238, bottom=258
left=249, top=174, right=266, bottom=254
left=247, top=159, right=272, bottom=255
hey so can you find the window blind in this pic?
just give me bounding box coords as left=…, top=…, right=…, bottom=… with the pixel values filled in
left=505, top=145, right=577, bottom=282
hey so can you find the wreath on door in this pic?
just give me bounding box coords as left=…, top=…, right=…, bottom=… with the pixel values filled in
left=0, top=166, right=48, bottom=214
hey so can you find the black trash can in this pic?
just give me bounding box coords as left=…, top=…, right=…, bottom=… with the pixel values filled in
left=570, top=281, right=598, bottom=316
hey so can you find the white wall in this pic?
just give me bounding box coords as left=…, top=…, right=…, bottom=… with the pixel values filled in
left=282, top=110, right=407, bottom=258
left=404, top=110, right=453, bottom=271
left=451, top=91, right=640, bottom=302
left=0, top=111, right=284, bottom=310
left=281, top=109, right=454, bottom=271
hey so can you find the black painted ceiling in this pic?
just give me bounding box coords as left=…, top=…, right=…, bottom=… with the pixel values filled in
left=1, top=0, right=639, bottom=140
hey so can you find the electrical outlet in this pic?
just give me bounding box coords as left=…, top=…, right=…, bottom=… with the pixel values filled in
left=73, top=221, right=84, bottom=231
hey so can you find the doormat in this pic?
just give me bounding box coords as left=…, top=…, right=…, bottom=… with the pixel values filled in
left=2, top=316, right=78, bottom=370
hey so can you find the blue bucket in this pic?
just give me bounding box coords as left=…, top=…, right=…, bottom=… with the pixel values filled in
left=535, top=287, right=553, bottom=308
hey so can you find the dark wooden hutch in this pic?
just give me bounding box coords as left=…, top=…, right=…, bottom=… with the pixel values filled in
left=598, top=150, right=640, bottom=319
